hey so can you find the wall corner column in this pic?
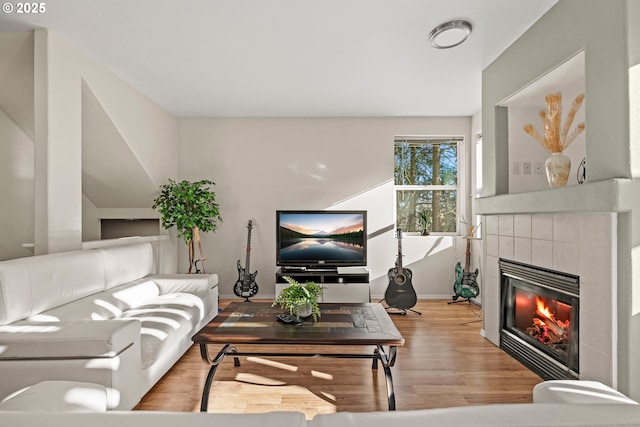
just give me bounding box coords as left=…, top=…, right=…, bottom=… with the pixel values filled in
left=33, top=28, right=82, bottom=254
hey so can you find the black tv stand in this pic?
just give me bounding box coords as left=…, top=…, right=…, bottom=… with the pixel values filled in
left=276, top=267, right=368, bottom=284
left=302, top=267, right=338, bottom=273
left=276, top=267, right=370, bottom=303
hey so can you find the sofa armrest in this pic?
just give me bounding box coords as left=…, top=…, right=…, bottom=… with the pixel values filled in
left=147, top=274, right=218, bottom=294
left=0, top=319, right=140, bottom=360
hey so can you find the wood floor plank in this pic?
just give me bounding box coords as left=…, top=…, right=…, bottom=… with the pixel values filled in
left=135, top=299, right=542, bottom=417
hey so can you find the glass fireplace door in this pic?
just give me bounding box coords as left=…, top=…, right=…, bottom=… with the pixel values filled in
left=499, top=259, right=580, bottom=380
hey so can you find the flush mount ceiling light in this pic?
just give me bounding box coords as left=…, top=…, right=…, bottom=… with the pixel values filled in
left=429, top=19, right=472, bottom=49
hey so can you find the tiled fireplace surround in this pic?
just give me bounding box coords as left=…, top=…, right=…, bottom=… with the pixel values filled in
left=481, top=212, right=616, bottom=387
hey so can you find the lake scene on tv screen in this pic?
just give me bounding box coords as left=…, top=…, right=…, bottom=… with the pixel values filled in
left=279, top=213, right=365, bottom=262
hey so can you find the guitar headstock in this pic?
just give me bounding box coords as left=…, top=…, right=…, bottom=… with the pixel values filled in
left=460, top=217, right=480, bottom=239
left=396, top=228, right=403, bottom=239
left=247, top=219, right=253, bottom=229
left=467, top=225, right=475, bottom=238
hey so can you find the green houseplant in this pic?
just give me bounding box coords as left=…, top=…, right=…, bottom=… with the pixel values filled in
left=417, top=209, right=431, bottom=236
left=152, top=179, right=222, bottom=273
left=273, top=276, right=323, bottom=321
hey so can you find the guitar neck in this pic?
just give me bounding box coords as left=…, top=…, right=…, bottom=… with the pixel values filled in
left=396, top=229, right=403, bottom=271
left=245, top=222, right=252, bottom=273
left=464, top=238, right=471, bottom=273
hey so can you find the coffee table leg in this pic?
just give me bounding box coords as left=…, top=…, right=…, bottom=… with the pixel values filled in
left=200, top=344, right=236, bottom=412
left=372, top=348, right=379, bottom=369
left=376, top=345, right=398, bottom=411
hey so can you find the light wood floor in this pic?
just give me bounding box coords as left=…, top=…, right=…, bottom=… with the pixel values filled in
left=135, top=299, right=542, bottom=418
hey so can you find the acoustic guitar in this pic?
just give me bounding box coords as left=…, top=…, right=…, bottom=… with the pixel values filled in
left=384, top=228, right=418, bottom=310
left=451, top=227, right=480, bottom=302
left=233, top=220, right=259, bottom=301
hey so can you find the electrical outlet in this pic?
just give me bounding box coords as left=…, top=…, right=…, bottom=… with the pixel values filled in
left=523, top=162, right=531, bottom=175
left=513, top=162, right=521, bottom=175
left=535, top=162, right=543, bottom=175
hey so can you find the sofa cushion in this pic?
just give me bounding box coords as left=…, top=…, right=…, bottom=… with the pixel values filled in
left=120, top=293, right=205, bottom=369
left=35, top=280, right=161, bottom=322
left=0, top=381, right=107, bottom=412
left=97, top=243, right=154, bottom=290
left=0, top=250, right=106, bottom=325
left=26, top=251, right=107, bottom=316
left=147, top=274, right=219, bottom=294
left=0, top=319, right=140, bottom=359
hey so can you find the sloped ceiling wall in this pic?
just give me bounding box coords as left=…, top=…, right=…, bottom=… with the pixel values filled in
left=81, top=80, right=158, bottom=209
left=0, top=32, right=34, bottom=141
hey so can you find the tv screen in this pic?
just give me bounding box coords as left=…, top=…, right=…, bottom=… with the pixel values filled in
left=276, top=210, right=367, bottom=269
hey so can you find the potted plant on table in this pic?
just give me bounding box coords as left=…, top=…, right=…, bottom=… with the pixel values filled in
left=273, top=276, right=323, bottom=321
left=152, top=179, right=222, bottom=273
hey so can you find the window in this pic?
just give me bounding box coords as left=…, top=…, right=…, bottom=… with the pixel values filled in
left=394, top=137, right=460, bottom=234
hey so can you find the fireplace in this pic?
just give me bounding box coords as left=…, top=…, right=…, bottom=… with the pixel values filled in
left=499, top=259, right=579, bottom=380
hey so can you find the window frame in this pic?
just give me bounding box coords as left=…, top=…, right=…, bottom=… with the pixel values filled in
left=394, top=136, right=462, bottom=236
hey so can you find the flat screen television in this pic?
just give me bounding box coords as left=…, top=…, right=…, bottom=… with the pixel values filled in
left=276, top=210, right=367, bottom=270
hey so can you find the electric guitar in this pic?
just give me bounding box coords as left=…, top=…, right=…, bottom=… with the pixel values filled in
left=233, top=220, right=259, bottom=300
left=452, top=228, right=480, bottom=301
left=384, top=228, right=418, bottom=310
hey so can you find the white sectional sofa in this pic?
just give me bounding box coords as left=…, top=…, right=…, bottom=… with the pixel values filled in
left=0, top=242, right=219, bottom=410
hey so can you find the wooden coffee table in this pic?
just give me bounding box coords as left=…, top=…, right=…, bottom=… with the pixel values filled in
left=192, top=302, right=404, bottom=412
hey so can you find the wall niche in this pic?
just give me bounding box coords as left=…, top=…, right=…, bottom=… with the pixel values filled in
left=499, top=51, right=586, bottom=194
left=100, top=219, right=160, bottom=239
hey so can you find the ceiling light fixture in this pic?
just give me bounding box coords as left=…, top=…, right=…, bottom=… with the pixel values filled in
left=429, top=20, right=472, bottom=49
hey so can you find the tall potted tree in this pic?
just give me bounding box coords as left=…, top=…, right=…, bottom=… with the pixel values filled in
left=152, top=179, right=222, bottom=273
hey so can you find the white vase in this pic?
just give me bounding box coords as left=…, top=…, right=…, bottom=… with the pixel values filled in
left=545, top=152, right=571, bottom=188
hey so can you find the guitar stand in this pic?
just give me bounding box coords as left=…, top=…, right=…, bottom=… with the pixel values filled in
left=380, top=299, right=422, bottom=315
left=447, top=297, right=474, bottom=305
left=387, top=307, right=422, bottom=316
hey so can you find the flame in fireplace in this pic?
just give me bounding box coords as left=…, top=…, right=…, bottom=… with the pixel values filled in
left=536, top=297, right=554, bottom=321
left=529, top=296, right=570, bottom=345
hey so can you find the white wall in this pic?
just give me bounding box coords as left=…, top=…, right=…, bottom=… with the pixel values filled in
left=0, top=33, right=35, bottom=260
left=0, top=110, right=34, bottom=260
left=178, top=117, right=472, bottom=299
left=0, top=32, right=34, bottom=141
left=626, top=0, right=640, bottom=402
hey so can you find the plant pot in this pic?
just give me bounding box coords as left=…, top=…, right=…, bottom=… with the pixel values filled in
left=545, top=152, right=571, bottom=188
left=295, top=303, right=313, bottom=319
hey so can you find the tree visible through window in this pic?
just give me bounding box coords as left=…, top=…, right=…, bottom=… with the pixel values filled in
left=394, top=137, right=460, bottom=233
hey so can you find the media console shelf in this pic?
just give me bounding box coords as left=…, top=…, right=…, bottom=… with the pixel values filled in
left=275, top=267, right=370, bottom=303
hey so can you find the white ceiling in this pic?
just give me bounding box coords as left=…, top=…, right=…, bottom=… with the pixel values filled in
left=0, top=0, right=558, bottom=117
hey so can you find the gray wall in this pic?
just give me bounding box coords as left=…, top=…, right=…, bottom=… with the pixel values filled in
left=178, top=117, right=473, bottom=299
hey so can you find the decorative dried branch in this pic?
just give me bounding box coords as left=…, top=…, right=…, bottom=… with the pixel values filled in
left=522, top=92, right=585, bottom=153
left=561, top=93, right=585, bottom=145
left=563, top=122, right=586, bottom=150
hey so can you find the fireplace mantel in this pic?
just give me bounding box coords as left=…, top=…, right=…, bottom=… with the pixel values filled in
left=475, top=178, right=637, bottom=216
